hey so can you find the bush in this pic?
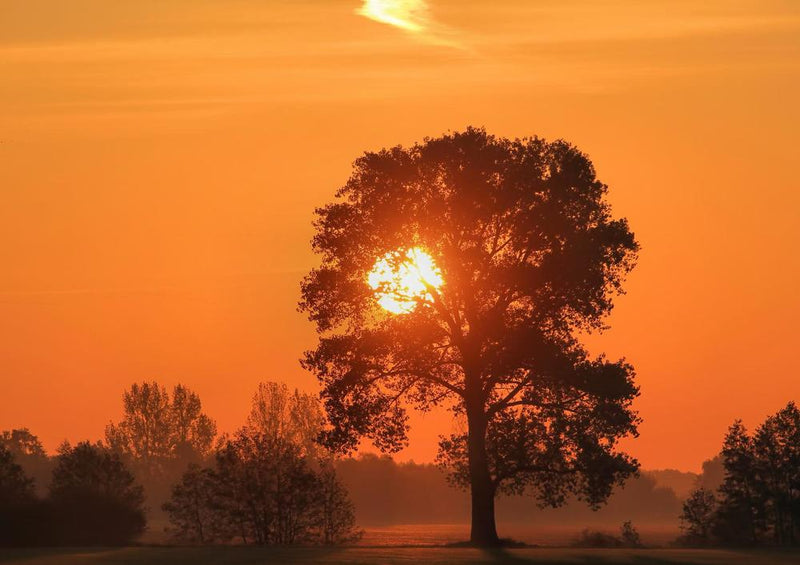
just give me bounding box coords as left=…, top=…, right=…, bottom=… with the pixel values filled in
left=48, top=442, right=146, bottom=545
left=572, top=521, right=643, bottom=548
left=572, top=529, right=623, bottom=548
left=164, top=427, right=361, bottom=545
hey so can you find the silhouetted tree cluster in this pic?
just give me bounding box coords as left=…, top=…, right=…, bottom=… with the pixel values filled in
left=99, top=380, right=221, bottom=534
left=163, top=383, right=360, bottom=545
left=0, top=440, right=145, bottom=546
left=679, top=402, right=800, bottom=546
left=1, top=382, right=361, bottom=547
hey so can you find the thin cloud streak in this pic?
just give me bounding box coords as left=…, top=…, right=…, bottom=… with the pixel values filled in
left=356, top=0, right=463, bottom=48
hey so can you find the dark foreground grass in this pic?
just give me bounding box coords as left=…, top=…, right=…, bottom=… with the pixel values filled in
left=2, top=547, right=800, bottom=565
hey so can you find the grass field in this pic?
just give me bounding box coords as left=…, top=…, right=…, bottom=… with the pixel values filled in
left=2, top=547, right=800, bottom=565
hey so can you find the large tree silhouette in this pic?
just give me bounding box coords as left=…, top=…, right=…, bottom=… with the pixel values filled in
left=300, top=127, right=640, bottom=545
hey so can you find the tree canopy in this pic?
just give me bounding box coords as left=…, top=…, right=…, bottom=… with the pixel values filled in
left=300, top=127, right=640, bottom=545
left=105, top=381, right=217, bottom=477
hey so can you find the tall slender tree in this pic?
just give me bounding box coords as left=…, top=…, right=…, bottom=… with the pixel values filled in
left=300, top=128, right=640, bottom=545
left=105, top=381, right=217, bottom=478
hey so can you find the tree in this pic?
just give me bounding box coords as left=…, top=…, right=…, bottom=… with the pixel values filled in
left=172, top=384, right=218, bottom=461
left=715, top=421, right=762, bottom=544
left=193, top=427, right=358, bottom=545
left=0, top=428, right=46, bottom=459
left=620, top=520, right=642, bottom=547
left=751, top=402, right=800, bottom=545
left=681, top=403, right=800, bottom=548
left=164, top=383, right=360, bottom=546
left=105, top=381, right=217, bottom=481
left=49, top=441, right=146, bottom=545
left=300, top=127, right=640, bottom=545
left=0, top=444, right=42, bottom=546
left=247, top=381, right=326, bottom=459
left=162, top=464, right=227, bottom=544
left=317, top=463, right=361, bottom=544
left=0, top=428, right=51, bottom=495
left=0, top=444, right=34, bottom=506
left=679, top=488, right=717, bottom=546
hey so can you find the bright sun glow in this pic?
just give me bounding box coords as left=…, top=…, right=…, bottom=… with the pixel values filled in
left=367, top=247, right=443, bottom=314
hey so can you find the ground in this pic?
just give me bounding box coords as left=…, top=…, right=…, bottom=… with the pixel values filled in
left=2, top=547, right=799, bottom=565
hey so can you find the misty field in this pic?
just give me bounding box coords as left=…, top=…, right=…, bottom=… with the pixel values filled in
left=2, top=547, right=800, bottom=565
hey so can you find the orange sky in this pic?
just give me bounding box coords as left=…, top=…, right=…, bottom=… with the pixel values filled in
left=1, top=0, right=798, bottom=472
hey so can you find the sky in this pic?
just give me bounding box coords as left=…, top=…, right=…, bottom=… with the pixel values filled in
left=1, top=0, right=798, bottom=472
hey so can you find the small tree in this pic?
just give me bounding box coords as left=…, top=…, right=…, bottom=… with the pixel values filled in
left=715, top=421, right=762, bottom=544
left=620, top=520, right=642, bottom=547
left=213, top=427, right=324, bottom=545
left=679, top=488, right=717, bottom=546
left=49, top=441, right=146, bottom=545
left=317, top=464, right=361, bottom=544
left=163, top=464, right=228, bottom=544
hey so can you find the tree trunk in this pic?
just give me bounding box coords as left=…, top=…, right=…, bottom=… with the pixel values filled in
left=466, top=399, right=500, bottom=546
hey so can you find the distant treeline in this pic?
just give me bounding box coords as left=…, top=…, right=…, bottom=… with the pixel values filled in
left=336, top=454, right=712, bottom=527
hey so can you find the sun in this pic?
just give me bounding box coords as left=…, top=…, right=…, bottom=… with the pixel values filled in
left=367, top=247, right=443, bottom=314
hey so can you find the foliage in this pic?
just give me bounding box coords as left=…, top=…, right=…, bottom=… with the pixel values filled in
left=678, top=402, right=800, bottom=547
left=162, top=464, right=228, bottom=544
left=572, top=520, right=642, bottom=548
left=620, top=520, right=642, bottom=547
left=48, top=441, right=146, bottom=545
left=299, top=127, right=640, bottom=543
left=679, top=488, right=717, bottom=546
left=0, top=444, right=42, bottom=547
left=0, top=428, right=53, bottom=495
left=317, top=464, right=361, bottom=544
left=164, top=383, right=360, bottom=545
left=105, top=382, right=217, bottom=480
left=246, top=381, right=326, bottom=459
left=0, top=444, right=35, bottom=505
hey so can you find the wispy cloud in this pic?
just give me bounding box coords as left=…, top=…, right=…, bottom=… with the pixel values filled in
left=356, top=0, right=462, bottom=48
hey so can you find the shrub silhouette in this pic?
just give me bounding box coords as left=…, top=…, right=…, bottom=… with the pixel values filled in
left=48, top=442, right=145, bottom=546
